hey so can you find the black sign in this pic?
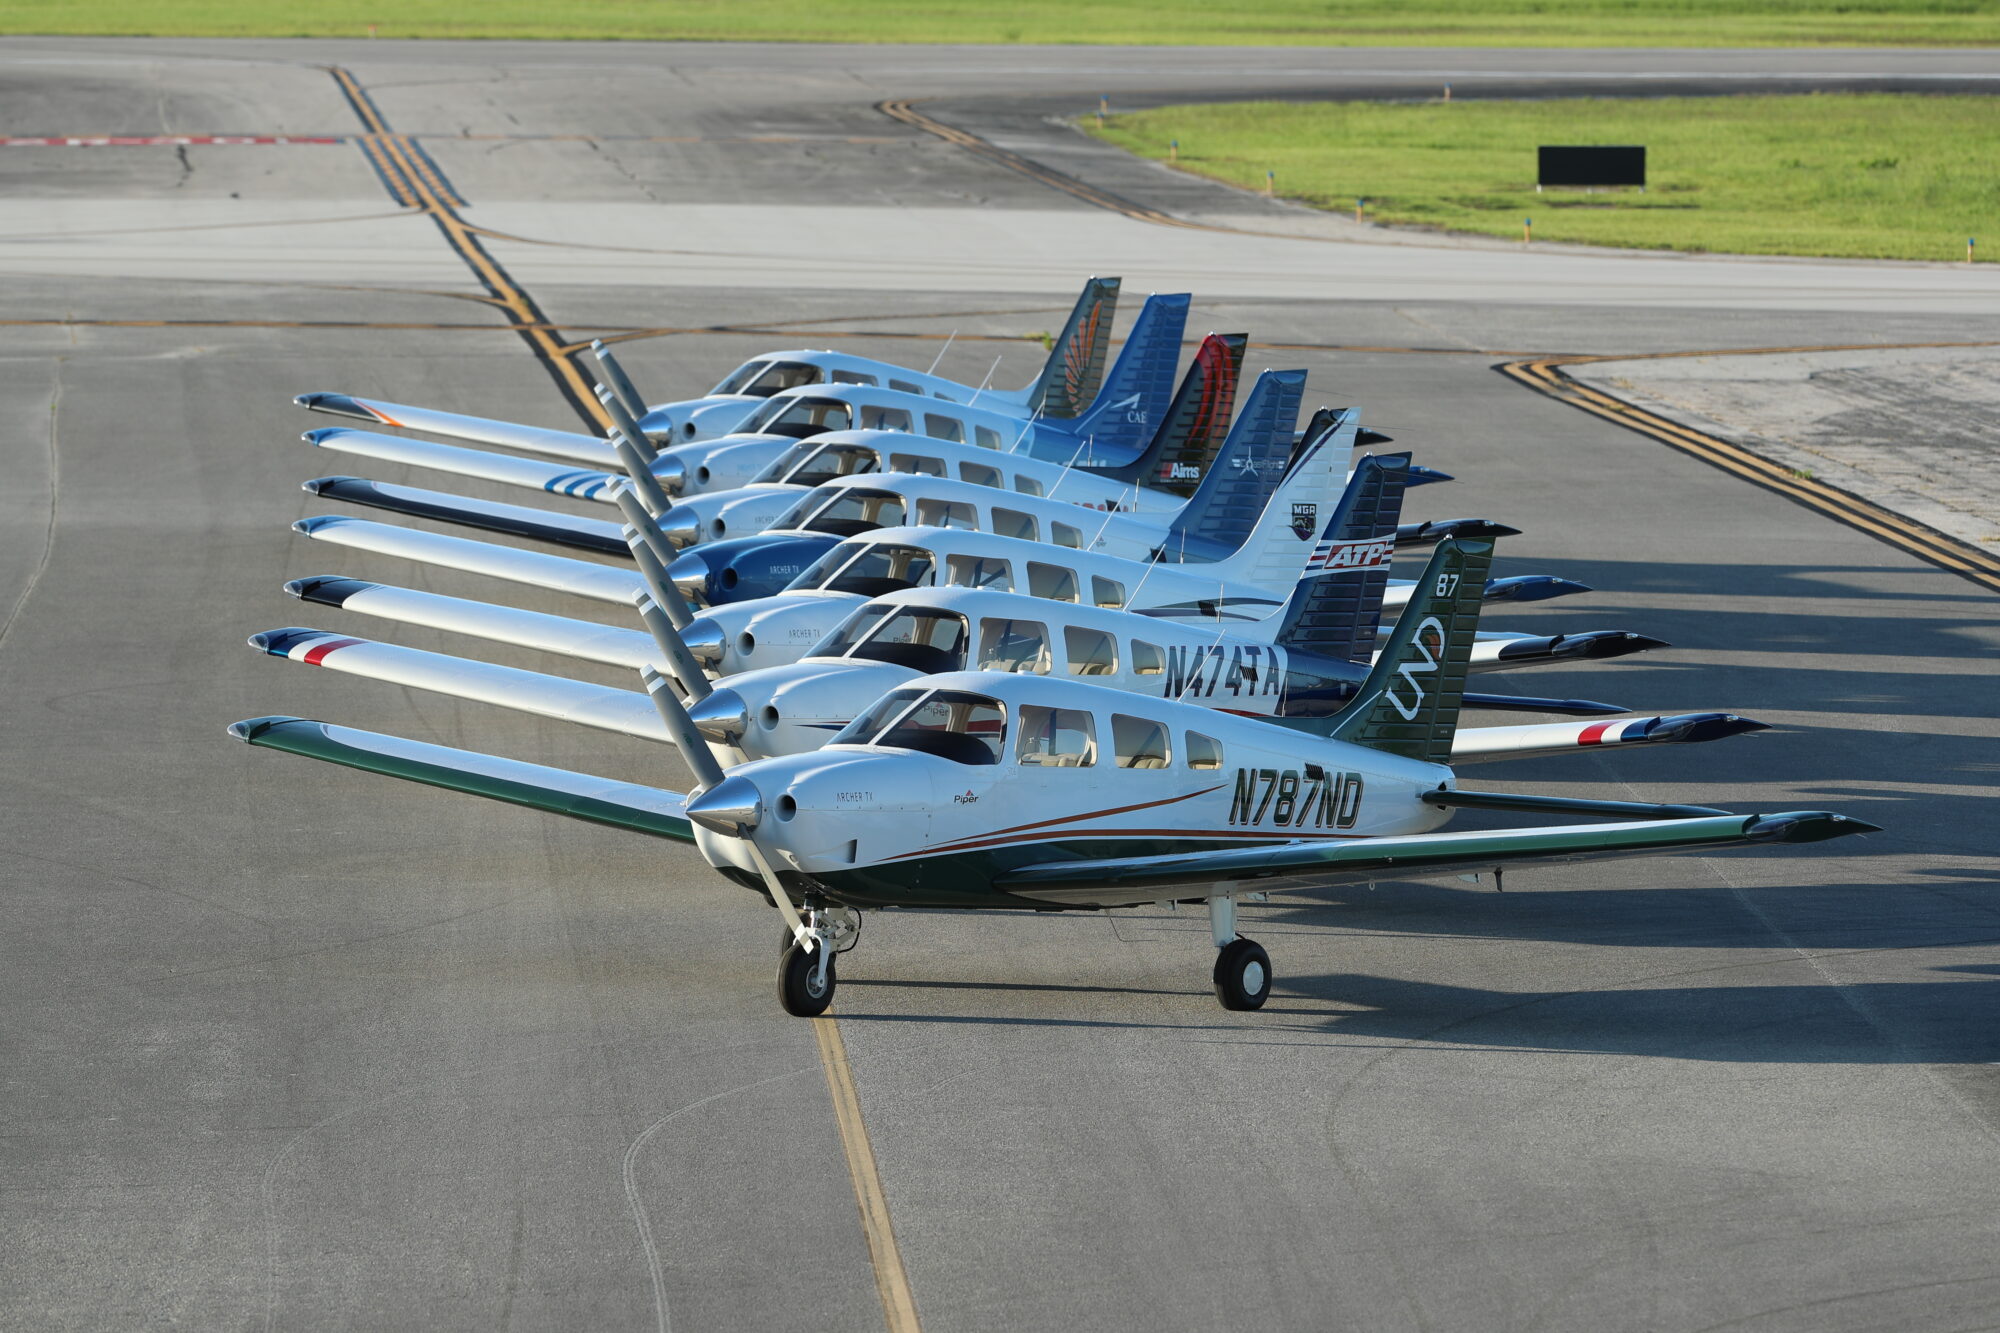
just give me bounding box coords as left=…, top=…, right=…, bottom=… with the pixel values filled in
left=1538, top=146, right=1646, bottom=188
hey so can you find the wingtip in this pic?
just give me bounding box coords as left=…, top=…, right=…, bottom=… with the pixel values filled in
left=228, top=715, right=300, bottom=743
left=1747, top=811, right=1884, bottom=843
left=293, top=515, right=340, bottom=535
left=248, top=627, right=323, bottom=655
left=296, top=392, right=366, bottom=419
left=283, top=575, right=371, bottom=607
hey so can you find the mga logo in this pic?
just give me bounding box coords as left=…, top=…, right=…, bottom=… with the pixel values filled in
left=1159, top=461, right=1202, bottom=482
left=1290, top=502, right=1318, bottom=540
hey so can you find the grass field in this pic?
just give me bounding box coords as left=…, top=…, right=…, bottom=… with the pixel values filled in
left=4, top=0, right=2000, bottom=46
left=1089, top=95, right=1999, bottom=263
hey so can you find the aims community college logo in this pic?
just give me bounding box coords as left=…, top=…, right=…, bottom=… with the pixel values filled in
left=1290, top=502, right=1318, bottom=540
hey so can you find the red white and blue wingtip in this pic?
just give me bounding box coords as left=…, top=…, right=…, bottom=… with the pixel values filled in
left=247, top=627, right=362, bottom=663
left=1579, top=713, right=1769, bottom=746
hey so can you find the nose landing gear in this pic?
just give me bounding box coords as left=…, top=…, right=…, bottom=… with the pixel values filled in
left=1209, top=896, right=1271, bottom=1011
left=776, top=905, right=861, bottom=1017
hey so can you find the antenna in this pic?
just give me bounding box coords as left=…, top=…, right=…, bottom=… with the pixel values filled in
left=1007, top=401, right=1045, bottom=455
left=968, top=353, right=1002, bottom=407
left=1046, top=433, right=1090, bottom=498
left=925, top=331, right=957, bottom=377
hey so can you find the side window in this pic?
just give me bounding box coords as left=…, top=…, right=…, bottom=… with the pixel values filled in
left=933, top=391, right=961, bottom=404
left=831, top=369, right=878, bottom=386
left=959, top=461, right=1002, bottom=488
left=977, top=618, right=1050, bottom=674
left=1065, top=626, right=1117, bottom=677
left=1017, top=706, right=1098, bottom=768
left=1113, top=715, right=1171, bottom=769
left=861, top=405, right=912, bottom=432
left=1131, top=641, right=1164, bottom=676
left=888, top=379, right=922, bottom=396
left=915, top=498, right=977, bottom=529
left=992, top=508, right=1037, bottom=542
left=1013, top=476, right=1044, bottom=497
left=923, top=414, right=966, bottom=443
left=888, top=452, right=946, bottom=477
left=1185, top=732, right=1224, bottom=771
left=946, top=554, right=1012, bottom=590
left=1028, top=562, right=1078, bottom=602
left=1092, top=576, right=1125, bottom=609
left=1050, top=522, right=1082, bottom=549
left=974, top=426, right=1003, bottom=449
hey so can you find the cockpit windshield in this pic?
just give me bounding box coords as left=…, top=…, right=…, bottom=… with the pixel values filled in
left=777, top=442, right=880, bottom=488
left=710, top=359, right=770, bottom=396
left=792, top=487, right=906, bottom=537
left=739, top=360, right=822, bottom=398
left=787, top=542, right=935, bottom=596
left=830, top=688, right=1006, bottom=766
left=840, top=608, right=968, bottom=674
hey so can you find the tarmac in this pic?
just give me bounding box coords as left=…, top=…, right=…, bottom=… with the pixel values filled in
left=2, top=38, right=1997, bottom=1333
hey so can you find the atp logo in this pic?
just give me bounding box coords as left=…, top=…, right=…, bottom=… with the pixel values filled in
left=1290, top=502, right=1318, bottom=540
left=1307, top=536, right=1395, bottom=572
left=1386, top=616, right=1447, bottom=720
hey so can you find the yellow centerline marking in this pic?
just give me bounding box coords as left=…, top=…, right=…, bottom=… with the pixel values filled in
left=814, top=1016, right=922, bottom=1333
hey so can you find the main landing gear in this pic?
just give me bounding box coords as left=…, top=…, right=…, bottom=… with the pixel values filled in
left=1210, top=896, right=1271, bottom=1010
left=776, top=904, right=860, bottom=1017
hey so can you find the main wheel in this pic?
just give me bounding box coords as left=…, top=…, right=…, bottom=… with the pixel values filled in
left=1212, top=938, right=1272, bottom=1011
left=778, top=941, right=837, bottom=1016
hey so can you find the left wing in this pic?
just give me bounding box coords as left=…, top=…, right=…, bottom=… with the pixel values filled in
left=307, top=428, right=621, bottom=502
left=296, top=393, right=617, bottom=467
left=1450, top=712, right=1765, bottom=763
left=230, top=715, right=693, bottom=841
left=995, top=810, right=1875, bottom=908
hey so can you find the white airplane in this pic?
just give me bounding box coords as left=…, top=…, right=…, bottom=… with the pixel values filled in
left=233, top=537, right=1876, bottom=1015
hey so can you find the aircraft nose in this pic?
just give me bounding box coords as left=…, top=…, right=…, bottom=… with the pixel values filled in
left=654, top=454, right=687, bottom=495
left=680, top=617, right=725, bottom=666
left=657, top=509, right=702, bottom=549
left=685, top=775, right=762, bottom=835
left=668, top=550, right=715, bottom=605
left=686, top=687, right=750, bottom=746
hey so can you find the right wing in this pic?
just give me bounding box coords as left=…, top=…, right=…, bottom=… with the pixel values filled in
left=229, top=714, right=693, bottom=841
left=303, top=476, right=627, bottom=555
left=307, top=428, right=620, bottom=502
left=292, top=516, right=643, bottom=605
left=296, top=393, right=616, bottom=467
left=285, top=575, right=656, bottom=670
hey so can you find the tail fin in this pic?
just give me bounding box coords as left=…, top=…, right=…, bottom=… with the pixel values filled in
left=1319, top=538, right=1495, bottom=765
left=1273, top=452, right=1412, bottom=665
left=1196, top=400, right=1358, bottom=588
left=1065, top=292, right=1192, bottom=462
left=1160, top=369, right=1306, bottom=558
left=1081, top=332, right=1245, bottom=496
left=1008, top=276, right=1119, bottom=418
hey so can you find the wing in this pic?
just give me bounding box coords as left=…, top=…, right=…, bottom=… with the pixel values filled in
left=296, top=393, right=616, bottom=467
left=293, top=516, right=643, bottom=605
left=307, top=427, right=620, bottom=502
left=995, top=810, right=1875, bottom=908
left=1450, top=712, right=1765, bottom=763
left=229, top=715, right=693, bottom=841
left=286, top=575, right=655, bottom=670
left=249, top=627, right=668, bottom=742
left=303, top=476, right=627, bottom=555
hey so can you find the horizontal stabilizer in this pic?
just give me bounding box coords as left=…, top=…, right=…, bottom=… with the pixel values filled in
left=1459, top=692, right=1626, bottom=717
left=1480, top=574, right=1592, bottom=603
left=1395, top=518, right=1521, bottom=549
left=293, top=516, right=643, bottom=605
left=303, top=476, right=627, bottom=556
left=306, top=428, right=619, bottom=501
left=286, top=576, right=656, bottom=670
left=229, top=714, right=693, bottom=841
left=1472, top=630, right=1669, bottom=671
left=249, top=626, right=667, bottom=743
left=1450, top=711, right=1768, bottom=764
left=1403, top=464, right=1452, bottom=487
left=295, top=393, right=615, bottom=467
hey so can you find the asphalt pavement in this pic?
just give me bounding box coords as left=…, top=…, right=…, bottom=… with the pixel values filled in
left=2, top=39, right=1997, bottom=1333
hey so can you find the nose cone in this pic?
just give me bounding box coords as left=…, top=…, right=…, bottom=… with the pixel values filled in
left=657, top=509, right=702, bottom=550
left=680, top=616, right=725, bottom=666
left=653, top=454, right=687, bottom=496
left=686, top=687, right=749, bottom=745
left=670, top=550, right=716, bottom=605
left=686, top=774, right=762, bottom=835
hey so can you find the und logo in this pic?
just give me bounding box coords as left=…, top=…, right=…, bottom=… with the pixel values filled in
left=1290, top=502, right=1318, bottom=540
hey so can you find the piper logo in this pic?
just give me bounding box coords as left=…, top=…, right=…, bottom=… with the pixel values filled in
left=1290, top=502, right=1318, bottom=540
left=953, top=790, right=979, bottom=805
left=1307, top=536, right=1396, bottom=572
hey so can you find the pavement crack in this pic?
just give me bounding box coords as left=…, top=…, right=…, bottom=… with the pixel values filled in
left=171, top=143, right=192, bottom=188
left=0, top=360, right=60, bottom=653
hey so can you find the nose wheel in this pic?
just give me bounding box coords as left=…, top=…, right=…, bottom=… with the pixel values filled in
left=779, top=940, right=836, bottom=1016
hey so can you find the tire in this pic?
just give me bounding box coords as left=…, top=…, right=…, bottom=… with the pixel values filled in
left=778, top=941, right=836, bottom=1017
left=1212, top=938, right=1272, bottom=1011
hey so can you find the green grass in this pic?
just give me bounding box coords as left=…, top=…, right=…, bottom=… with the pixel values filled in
left=5, top=0, right=2000, bottom=45
left=1088, top=94, right=2000, bottom=262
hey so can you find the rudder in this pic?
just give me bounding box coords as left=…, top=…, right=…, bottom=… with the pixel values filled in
left=1082, top=332, right=1245, bottom=496
left=1273, top=452, right=1412, bottom=665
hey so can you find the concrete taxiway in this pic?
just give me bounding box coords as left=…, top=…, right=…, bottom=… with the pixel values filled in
left=2, top=39, right=1997, bottom=1333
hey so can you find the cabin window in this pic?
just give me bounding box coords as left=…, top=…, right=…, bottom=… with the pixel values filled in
left=1113, top=715, right=1171, bottom=769
left=782, top=443, right=877, bottom=487
left=742, top=361, right=822, bottom=397
left=1064, top=626, right=1117, bottom=677
left=959, top=461, right=1002, bottom=488
left=1092, top=576, right=1126, bottom=609
left=914, top=498, right=976, bottom=530
left=830, top=369, right=877, bottom=386
left=945, top=554, right=1012, bottom=591
left=973, top=425, right=1001, bottom=449
left=1013, top=476, right=1044, bottom=498
left=977, top=618, right=1050, bottom=674
left=933, top=391, right=961, bottom=404
left=1050, top=522, right=1083, bottom=549
left=812, top=543, right=934, bottom=596
left=1131, top=640, right=1165, bottom=676
left=888, top=452, right=946, bottom=477
left=799, top=488, right=904, bottom=537
left=844, top=608, right=968, bottom=674
left=888, top=379, right=922, bottom=396
left=711, top=359, right=770, bottom=395
left=923, top=414, right=966, bottom=443
left=992, top=508, right=1038, bottom=542
left=860, top=405, right=912, bottom=432
left=1017, top=706, right=1097, bottom=768
left=870, top=689, right=1006, bottom=766
left=1027, top=562, right=1078, bottom=603
left=763, top=396, right=851, bottom=438
left=1185, top=732, right=1224, bottom=771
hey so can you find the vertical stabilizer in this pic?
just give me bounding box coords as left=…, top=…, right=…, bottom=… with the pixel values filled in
left=1064, top=292, right=1192, bottom=463
left=1081, top=332, right=1245, bottom=496
left=1008, top=276, right=1120, bottom=418
left=1160, top=369, right=1307, bottom=559
left=1273, top=452, right=1412, bottom=665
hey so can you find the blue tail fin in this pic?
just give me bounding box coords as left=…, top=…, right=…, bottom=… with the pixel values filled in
left=1160, top=368, right=1305, bottom=556
left=1274, top=452, right=1412, bottom=665
left=1066, top=292, right=1191, bottom=464
left=1081, top=332, right=1245, bottom=496
left=1006, top=276, right=1119, bottom=419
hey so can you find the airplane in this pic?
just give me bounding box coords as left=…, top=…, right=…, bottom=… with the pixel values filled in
left=232, top=537, right=1876, bottom=1015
